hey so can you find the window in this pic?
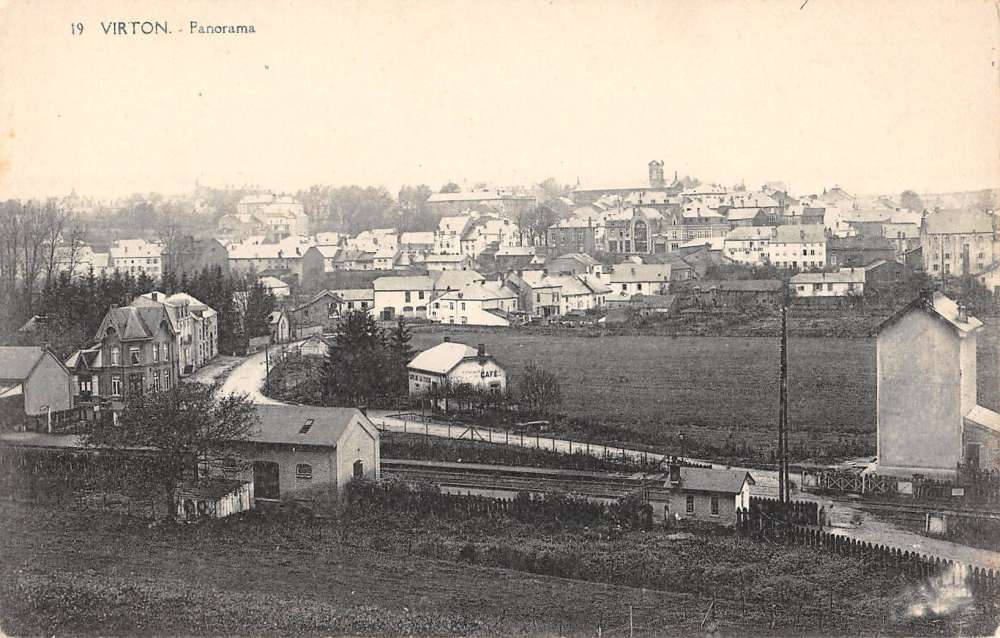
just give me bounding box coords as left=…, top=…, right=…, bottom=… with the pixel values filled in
left=460, top=302, right=465, bottom=310
left=637, top=283, right=643, bottom=291
left=111, top=347, right=120, bottom=366
left=685, top=495, right=695, bottom=514
left=163, top=370, right=170, bottom=389
left=710, top=496, right=719, bottom=516
left=111, top=376, right=122, bottom=396
left=299, top=418, right=314, bottom=434
left=152, top=345, right=159, bottom=362
left=162, top=344, right=168, bottom=361
left=418, top=290, right=425, bottom=300
left=405, top=291, right=411, bottom=303
left=295, top=464, right=313, bottom=480
left=130, top=347, right=140, bottom=365
left=152, top=371, right=159, bottom=389
left=827, top=283, right=834, bottom=291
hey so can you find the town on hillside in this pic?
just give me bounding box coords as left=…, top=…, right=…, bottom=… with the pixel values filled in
left=2, top=2, right=999, bottom=636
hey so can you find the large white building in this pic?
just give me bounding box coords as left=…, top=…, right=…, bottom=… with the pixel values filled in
left=110, top=239, right=163, bottom=279
left=430, top=281, right=519, bottom=326
left=723, top=226, right=773, bottom=265
left=407, top=341, right=507, bottom=400
left=766, top=224, right=827, bottom=270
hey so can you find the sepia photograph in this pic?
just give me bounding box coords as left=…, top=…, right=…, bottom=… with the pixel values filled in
left=0, top=0, right=999, bottom=635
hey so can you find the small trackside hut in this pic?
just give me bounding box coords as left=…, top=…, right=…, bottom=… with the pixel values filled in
left=659, top=465, right=755, bottom=527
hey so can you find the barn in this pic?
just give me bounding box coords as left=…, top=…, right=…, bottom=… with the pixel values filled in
left=213, top=405, right=380, bottom=510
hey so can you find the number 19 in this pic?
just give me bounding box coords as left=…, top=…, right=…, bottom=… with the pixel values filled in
left=71, top=22, right=84, bottom=35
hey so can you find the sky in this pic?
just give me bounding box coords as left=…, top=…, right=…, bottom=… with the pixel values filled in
left=0, top=0, right=998, bottom=200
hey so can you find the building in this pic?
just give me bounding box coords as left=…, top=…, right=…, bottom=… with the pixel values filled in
left=407, top=341, right=506, bottom=399
left=723, top=226, right=773, bottom=265
left=660, top=466, right=755, bottom=527
left=301, top=245, right=341, bottom=287
left=434, top=216, right=474, bottom=255
left=920, top=209, right=996, bottom=277
left=424, top=253, right=474, bottom=272
left=0, top=346, right=76, bottom=431
left=767, top=224, right=827, bottom=270
left=213, top=405, right=379, bottom=508
left=109, top=239, right=163, bottom=279
left=66, top=304, right=179, bottom=405
left=426, top=191, right=537, bottom=218
left=269, top=309, right=292, bottom=343
left=547, top=218, right=598, bottom=254
left=876, top=292, right=1000, bottom=478
left=289, top=290, right=347, bottom=334
left=373, top=275, right=437, bottom=321
left=606, top=263, right=671, bottom=297
left=333, top=288, right=374, bottom=313
left=161, top=237, right=229, bottom=277
left=826, top=236, right=897, bottom=268
left=682, top=280, right=784, bottom=309
left=546, top=253, right=603, bottom=277
left=220, top=193, right=309, bottom=240
left=430, top=281, right=519, bottom=326
left=228, top=240, right=308, bottom=280
left=297, top=334, right=332, bottom=357
left=505, top=270, right=562, bottom=318
left=790, top=269, right=865, bottom=297
left=134, top=292, right=218, bottom=375
left=864, top=260, right=911, bottom=289
left=259, top=276, right=291, bottom=298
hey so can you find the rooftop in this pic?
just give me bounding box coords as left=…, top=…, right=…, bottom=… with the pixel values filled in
left=252, top=405, right=365, bottom=447
left=408, top=341, right=489, bottom=375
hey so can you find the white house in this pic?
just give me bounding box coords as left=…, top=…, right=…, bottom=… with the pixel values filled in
left=429, top=281, right=519, bottom=326
left=723, top=226, right=774, bottom=265
left=424, top=253, right=474, bottom=272
left=605, top=263, right=672, bottom=297
left=373, top=275, right=437, bottom=321
left=434, top=216, right=473, bottom=255
left=259, top=276, right=291, bottom=298
left=407, top=341, right=507, bottom=399
left=767, top=224, right=827, bottom=270
left=110, top=239, right=163, bottom=279
left=790, top=268, right=865, bottom=297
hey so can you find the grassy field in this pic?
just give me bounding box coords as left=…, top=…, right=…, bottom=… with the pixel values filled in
left=410, top=323, right=1000, bottom=460
left=3, top=501, right=994, bottom=636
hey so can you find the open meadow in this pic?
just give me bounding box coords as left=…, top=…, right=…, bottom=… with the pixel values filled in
left=2, top=501, right=994, bottom=636
left=410, top=322, right=1000, bottom=460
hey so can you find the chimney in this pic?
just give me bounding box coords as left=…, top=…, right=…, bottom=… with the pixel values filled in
left=958, top=304, right=968, bottom=323
left=151, top=292, right=158, bottom=301
left=669, top=463, right=681, bottom=484
left=443, top=336, right=450, bottom=343
left=477, top=343, right=485, bottom=358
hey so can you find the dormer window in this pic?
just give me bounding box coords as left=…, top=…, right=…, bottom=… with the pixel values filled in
left=110, top=347, right=120, bottom=366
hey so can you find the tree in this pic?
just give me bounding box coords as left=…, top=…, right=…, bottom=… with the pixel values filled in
left=440, top=182, right=461, bottom=194
left=82, top=383, right=258, bottom=518
left=518, top=204, right=559, bottom=246
left=899, top=190, right=924, bottom=213
left=517, top=363, right=562, bottom=417
left=386, top=317, right=415, bottom=395
left=321, top=309, right=387, bottom=405
left=538, top=177, right=571, bottom=202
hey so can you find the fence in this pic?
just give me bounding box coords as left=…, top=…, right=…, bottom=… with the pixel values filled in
left=810, top=468, right=1000, bottom=504
left=739, top=501, right=1000, bottom=607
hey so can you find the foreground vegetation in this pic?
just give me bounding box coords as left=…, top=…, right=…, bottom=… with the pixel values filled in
left=2, top=497, right=996, bottom=636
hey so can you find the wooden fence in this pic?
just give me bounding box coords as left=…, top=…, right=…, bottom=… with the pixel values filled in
left=739, top=502, right=1000, bottom=606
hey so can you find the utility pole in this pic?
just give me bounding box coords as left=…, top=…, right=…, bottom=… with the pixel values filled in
left=778, top=283, right=788, bottom=507
left=264, top=343, right=270, bottom=394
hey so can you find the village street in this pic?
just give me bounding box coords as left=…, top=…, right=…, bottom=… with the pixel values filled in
left=214, top=350, right=1000, bottom=570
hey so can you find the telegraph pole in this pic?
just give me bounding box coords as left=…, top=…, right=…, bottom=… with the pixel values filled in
left=778, top=282, right=789, bottom=507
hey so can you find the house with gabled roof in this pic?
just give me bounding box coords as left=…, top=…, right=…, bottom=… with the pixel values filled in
left=0, top=346, right=77, bottom=430
left=876, top=291, right=1000, bottom=479
left=207, top=405, right=379, bottom=509
left=660, top=465, right=755, bottom=527
left=429, top=281, right=519, bottom=326
left=407, top=340, right=506, bottom=401
left=65, top=304, right=180, bottom=406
